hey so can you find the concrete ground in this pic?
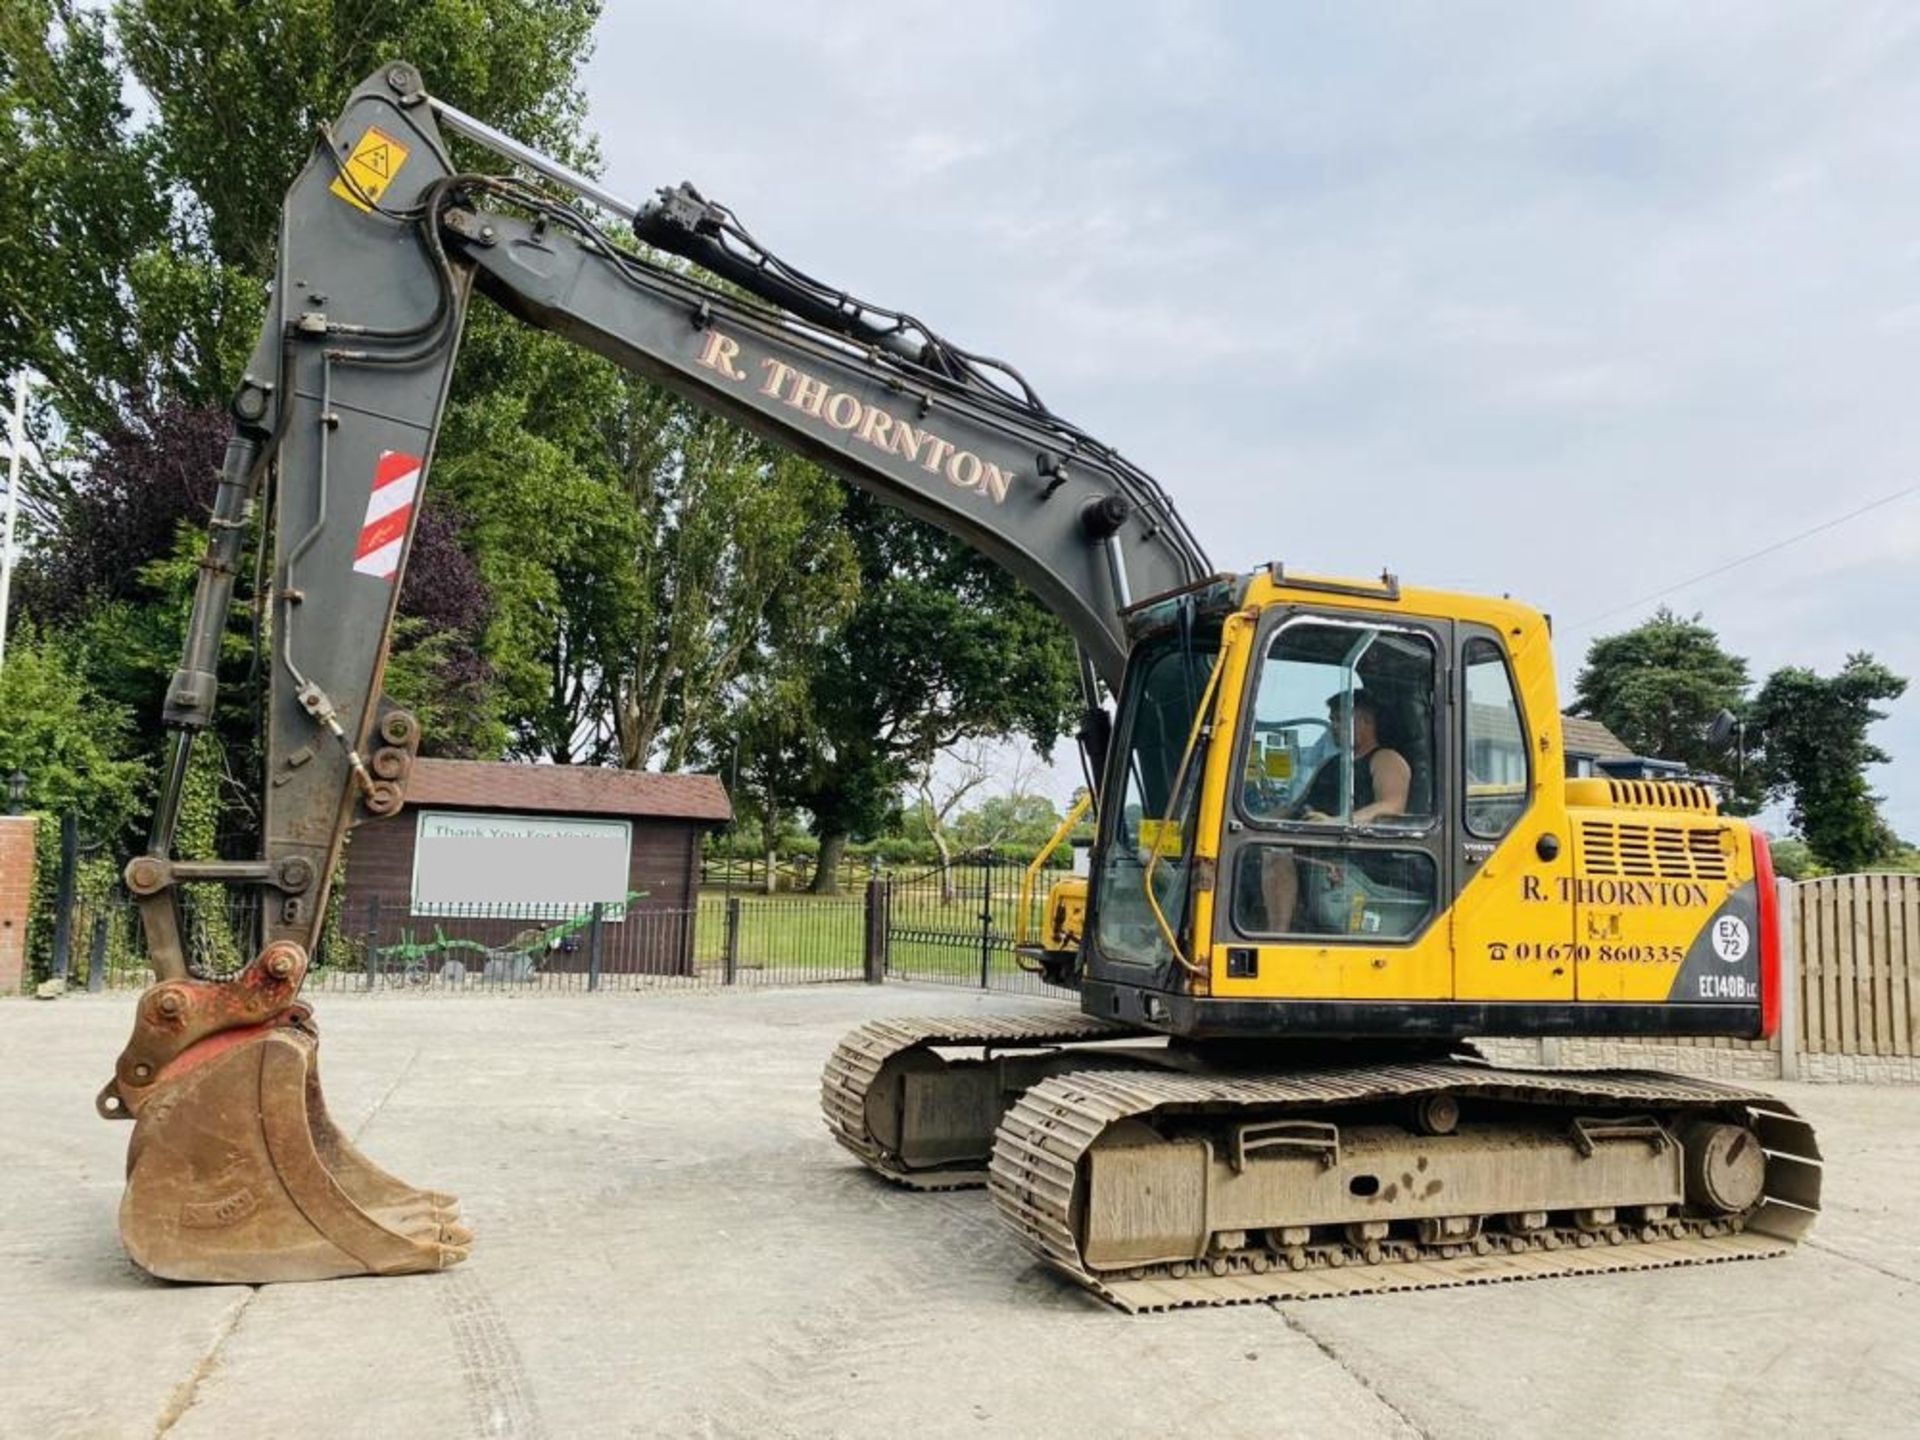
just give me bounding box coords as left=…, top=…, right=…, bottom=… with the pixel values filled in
left=1, top=986, right=1916, bottom=1440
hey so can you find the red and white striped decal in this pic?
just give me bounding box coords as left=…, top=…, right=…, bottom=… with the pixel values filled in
left=352, top=450, right=421, bottom=581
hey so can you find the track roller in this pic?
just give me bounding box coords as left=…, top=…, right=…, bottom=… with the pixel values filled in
left=989, top=1061, right=1823, bottom=1311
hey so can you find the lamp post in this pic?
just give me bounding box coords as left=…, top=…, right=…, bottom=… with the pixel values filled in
left=6, top=771, right=26, bottom=815
left=725, top=733, right=739, bottom=902
left=1707, top=709, right=1747, bottom=791
left=0, top=373, right=26, bottom=672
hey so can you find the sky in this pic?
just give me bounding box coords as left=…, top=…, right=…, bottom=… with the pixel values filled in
left=580, top=2, right=1920, bottom=835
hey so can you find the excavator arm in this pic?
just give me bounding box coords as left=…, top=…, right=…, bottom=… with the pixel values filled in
left=103, top=62, right=1209, bottom=1282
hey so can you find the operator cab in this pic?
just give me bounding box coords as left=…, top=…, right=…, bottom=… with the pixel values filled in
left=1085, top=566, right=1559, bottom=1032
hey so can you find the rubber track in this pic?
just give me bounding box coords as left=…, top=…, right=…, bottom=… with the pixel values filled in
left=989, top=1063, right=1822, bottom=1312
left=821, top=1008, right=1147, bottom=1189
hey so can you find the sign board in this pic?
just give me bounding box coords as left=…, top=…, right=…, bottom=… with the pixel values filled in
left=411, top=811, right=633, bottom=919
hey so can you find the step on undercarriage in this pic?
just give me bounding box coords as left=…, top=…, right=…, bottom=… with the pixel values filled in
left=822, top=1010, right=1821, bottom=1311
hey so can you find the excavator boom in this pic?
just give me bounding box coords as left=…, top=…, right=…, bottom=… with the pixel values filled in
left=105, top=63, right=1206, bottom=1282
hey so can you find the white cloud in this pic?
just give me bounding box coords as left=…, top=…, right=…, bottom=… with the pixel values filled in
left=584, top=1, right=1920, bottom=837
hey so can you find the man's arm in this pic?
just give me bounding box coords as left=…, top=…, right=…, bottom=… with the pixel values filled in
left=1351, top=748, right=1411, bottom=822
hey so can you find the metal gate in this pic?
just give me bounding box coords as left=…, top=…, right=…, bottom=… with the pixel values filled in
left=874, top=854, right=1053, bottom=995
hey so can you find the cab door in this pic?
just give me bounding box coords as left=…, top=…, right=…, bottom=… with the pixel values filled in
left=1448, top=627, right=1575, bottom=1002
left=1208, top=607, right=1455, bottom=1003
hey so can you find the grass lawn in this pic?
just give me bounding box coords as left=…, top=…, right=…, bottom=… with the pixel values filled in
left=690, top=883, right=1062, bottom=995
left=86, top=877, right=1067, bottom=997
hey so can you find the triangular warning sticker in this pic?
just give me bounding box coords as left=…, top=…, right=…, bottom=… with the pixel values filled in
left=329, top=126, right=411, bottom=213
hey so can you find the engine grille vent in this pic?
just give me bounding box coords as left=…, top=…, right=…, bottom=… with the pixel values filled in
left=1606, top=779, right=1716, bottom=813
left=1580, top=821, right=1731, bottom=881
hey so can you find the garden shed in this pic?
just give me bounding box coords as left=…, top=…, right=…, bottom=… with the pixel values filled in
left=341, top=759, right=731, bottom=976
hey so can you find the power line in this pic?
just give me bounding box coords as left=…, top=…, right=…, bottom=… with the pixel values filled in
left=1566, top=483, right=1920, bottom=633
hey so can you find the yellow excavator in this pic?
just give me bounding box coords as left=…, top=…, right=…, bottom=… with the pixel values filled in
left=103, top=64, right=1818, bottom=1305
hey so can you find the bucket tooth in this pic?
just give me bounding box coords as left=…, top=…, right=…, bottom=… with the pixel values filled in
left=119, top=1021, right=468, bottom=1283
left=300, top=1050, right=463, bottom=1229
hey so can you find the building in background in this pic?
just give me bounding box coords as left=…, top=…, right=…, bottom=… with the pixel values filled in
left=1460, top=709, right=1634, bottom=786
left=342, top=760, right=730, bottom=976
left=1562, top=716, right=1636, bottom=778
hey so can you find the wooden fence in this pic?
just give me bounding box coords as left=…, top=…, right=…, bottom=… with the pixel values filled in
left=1794, top=873, right=1920, bottom=1058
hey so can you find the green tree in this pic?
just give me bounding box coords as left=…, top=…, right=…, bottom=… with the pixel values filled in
left=1749, top=654, right=1907, bottom=873
left=62, top=530, right=265, bottom=849
left=16, top=398, right=499, bottom=853
left=1763, top=836, right=1824, bottom=882
left=785, top=493, right=1081, bottom=892
left=97, top=2, right=861, bottom=786
left=5, top=0, right=1083, bottom=887
left=114, top=0, right=599, bottom=281
left=0, top=2, right=224, bottom=433
left=953, top=791, right=1065, bottom=854
left=1570, top=608, right=1761, bottom=810
left=709, top=668, right=823, bottom=890
left=110, top=0, right=620, bottom=763
left=3, top=3, right=612, bottom=772
left=904, top=740, right=1040, bottom=898
left=426, top=365, right=861, bottom=771
left=0, top=622, right=147, bottom=835
left=428, top=373, right=635, bottom=761
left=603, top=394, right=858, bottom=773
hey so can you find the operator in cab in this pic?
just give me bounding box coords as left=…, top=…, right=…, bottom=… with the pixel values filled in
left=1255, top=689, right=1412, bottom=934
left=1296, top=690, right=1411, bottom=824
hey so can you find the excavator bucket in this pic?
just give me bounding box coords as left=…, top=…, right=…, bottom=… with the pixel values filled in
left=100, top=943, right=469, bottom=1283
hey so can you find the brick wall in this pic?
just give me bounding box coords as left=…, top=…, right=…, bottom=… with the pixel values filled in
left=1476, top=1036, right=1785, bottom=1082
left=1476, top=1034, right=1920, bottom=1085
left=0, top=817, right=34, bottom=995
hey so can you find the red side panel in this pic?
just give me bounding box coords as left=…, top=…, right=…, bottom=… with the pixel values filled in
left=1752, top=831, right=1781, bottom=1040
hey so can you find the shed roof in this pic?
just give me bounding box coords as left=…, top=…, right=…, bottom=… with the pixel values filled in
left=1562, top=716, right=1634, bottom=761
left=405, top=758, right=732, bottom=823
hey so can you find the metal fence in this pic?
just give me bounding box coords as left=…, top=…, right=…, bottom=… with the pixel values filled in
left=39, top=862, right=1920, bottom=1078
left=310, top=897, right=706, bottom=994
left=32, top=856, right=1920, bottom=1084
left=46, top=887, right=267, bottom=994
left=871, top=855, right=1060, bottom=997
left=49, top=889, right=872, bottom=994
left=38, top=851, right=1073, bottom=1001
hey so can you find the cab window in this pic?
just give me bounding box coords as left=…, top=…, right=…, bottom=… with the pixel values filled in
left=1096, top=631, right=1218, bottom=966
left=1232, top=844, right=1437, bottom=939
left=1240, top=620, right=1436, bottom=830
left=1463, top=637, right=1528, bottom=839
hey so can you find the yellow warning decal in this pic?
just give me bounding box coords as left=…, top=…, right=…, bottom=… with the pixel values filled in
left=1138, top=818, right=1184, bottom=859
left=329, top=126, right=410, bottom=212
